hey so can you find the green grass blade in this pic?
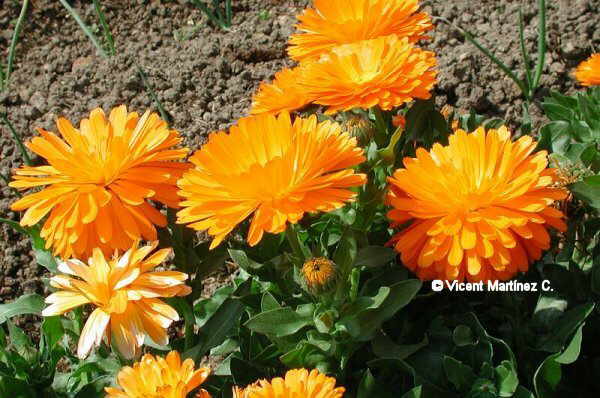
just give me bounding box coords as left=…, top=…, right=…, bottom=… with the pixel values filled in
left=225, top=0, right=232, bottom=28
left=0, top=63, right=5, bottom=91
left=434, top=16, right=529, bottom=99
left=0, top=217, right=28, bottom=235
left=58, top=0, right=109, bottom=58
left=462, top=29, right=529, bottom=99
left=92, top=0, right=116, bottom=56
left=136, top=65, right=172, bottom=124
left=191, top=0, right=226, bottom=29
left=0, top=112, right=32, bottom=166
left=518, top=8, right=533, bottom=94
left=531, top=0, right=547, bottom=93
left=6, top=0, right=30, bottom=89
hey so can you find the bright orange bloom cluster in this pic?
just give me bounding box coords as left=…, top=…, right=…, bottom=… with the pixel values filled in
left=42, top=242, right=190, bottom=359
left=177, top=112, right=366, bottom=248
left=105, top=351, right=211, bottom=398
left=301, top=36, right=436, bottom=114
left=574, top=53, right=600, bottom=86
left=250, top=67, right=312, bottom=115
left=250, top=0, right=435, bottom=116
left=288, top=0, right=432, bottom=62
left=10, top=106, right=188, bottom=259
left=386, top=126, right=568, bottom=282
left=233, top=369, right=345, bottom=398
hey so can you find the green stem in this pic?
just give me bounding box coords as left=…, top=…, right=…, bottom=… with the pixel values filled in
left=0, top=217, right=28, bottom=235
left=286, top=224, right=308, bottom=266
left=518, top=8, right=533, bottom=91
left=58, top=0, right=109, bottom=58
left=1, top=112, right=32, bottom=166
left=136, top=65, right=172, bottom=124
left=93, top=0, right=115, bottom=56
left=531, top=0, right=547, bottom=94
left=6, top=0, right=29, bottom=89
left=371, top=106, right=388, bottom=146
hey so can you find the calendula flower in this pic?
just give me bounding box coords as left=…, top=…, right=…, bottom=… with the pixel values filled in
left=105, top=351, right=211, bottom=398
left=42, top=242, right=190, bottom=359
left=386, top=126, right=568, bottom=282
left=341, top=115, right=376, bottom=145
left=302, top=257, right=338, bottom=292
left=233, top=369, right=345, bottom=398
left=288, top=0, right=432, bottom=61
left=301, top=35, right=437, bottom=114
left=10, top=106, right=188, bottom=259
left=250, top=67, right=313, bottom=115
left=177, top=112, right=366, bottom=248
left=574, top=53, right=600, bottom=86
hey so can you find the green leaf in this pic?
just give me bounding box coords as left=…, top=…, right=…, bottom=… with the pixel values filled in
left=333, top=229, right=357, bottom=273
left=41, top=316, right=64, bottom=350
left=534, top=323, right=585, bottom=398
left=443, top=356, right=476, bottom=391
left=0, top=294, right=45, bottom=324
left=280, top=341, right=329, bottom=370
left=372, top=331, right=428, bottom=360
left=245, top=307, right=313, bottom=337
left=229, top=249, right=264, bottom=273
left=357, top=369, right=376, bottom=398
left=185, top=296, right=246, bottom=362
left=354, top=246, right=397, bottom=268
left=401, top=386, right=422, bottom=398
left=260, top=292, right=281, bottom=312
left=539, top=302, right=594, bottom=352
left=0, top=375, right=37, bottom=398
left=495, top=360, right=518, bottom=397
left=452, top=325, right=475, bottom=347
left=339, top=279, right=422, bottom=341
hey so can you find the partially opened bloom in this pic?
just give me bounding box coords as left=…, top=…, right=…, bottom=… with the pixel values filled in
left=42, top=242, right=191, bottom=359
left=288, top=0, right=432, bottom=61
left=105, top=351, right=211, bottom=398
left=301, top=36, right=437, bottom=114
left=574, top=53, right=600, bottom=86
left=250, top=67, right=313, bottom=115
left=302, top=257, right=338, bottom=292
left=386, top=126, right=568, bottom=282
left=233, top=369, right=345, bottom=398
left=177, top=112, right=366, bottom=248
left=10, top=106, right=188, bottom=259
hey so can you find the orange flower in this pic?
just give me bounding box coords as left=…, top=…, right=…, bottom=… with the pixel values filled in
left=250, top=67, right=313, bottom=115
left=177, top=112, right=366, bottom=248
left=10, top=106, right=188, bottom=259
left=42, top=242, right=190, bottom=359
left=574, top=53, right=600, bottom=86
left=301, top=36, right=437, bottom=114
left=233, top=369, right=345, bottom=398
left=105, top=351, right=211, bottom=398
left=386, top=126, right=568, bottom=282
left=288, top=0, right=432, bottom=61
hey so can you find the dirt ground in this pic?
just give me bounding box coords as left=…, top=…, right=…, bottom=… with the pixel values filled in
left=1, top=0, right=599, bottom=304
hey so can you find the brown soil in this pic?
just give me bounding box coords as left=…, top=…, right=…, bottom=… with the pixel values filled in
left=1, top=0, right=599, bottom=304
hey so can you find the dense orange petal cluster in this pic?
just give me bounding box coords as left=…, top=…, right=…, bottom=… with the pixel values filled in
left=386, top=126, right=568, bottom=282
left=42, top=242, right=190, bottom=359
left=105, top=351, right=211, bottom=398
left=250, top=67, right=313, bottom=115
left=574, top=53, right=600, bottom=86
left=177, top=112, right=366, bottom=248
left=301, top=36, right=436, bottom=114
left=233, top=369, right=345, bottom=398
left=288, top=0, right=432, bottom=62
left=10, top=106, right=188, bottom=259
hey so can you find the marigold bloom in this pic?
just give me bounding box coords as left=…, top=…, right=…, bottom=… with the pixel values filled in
left=9, top=106, right=188, bottom=259
left=105, top=351, right=211, bottom=398
left=302, top=257, right=337, bottom=291
left=288, top=0, right=432, bottom=61
left=42, top=242, right=191, bottom=359
left=386, top=126, right=568, bottom=282
left=177, top=112, right=366, bottom=248
left=301, top=36, right=437, bottom=114
left=250, top=67, right=313, bottom=115
left=574, top=53, right=600, bottom=86
left=233, top=369, right=345, bottom=398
